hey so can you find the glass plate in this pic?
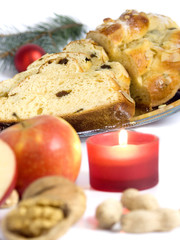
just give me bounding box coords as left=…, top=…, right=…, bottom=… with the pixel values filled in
left=78, top=91, right=180, bottom=138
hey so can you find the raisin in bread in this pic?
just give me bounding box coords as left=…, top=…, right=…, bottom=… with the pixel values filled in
left=87, top=10, right=180, bottom=109
left=0, top=70, right=135, bottom=132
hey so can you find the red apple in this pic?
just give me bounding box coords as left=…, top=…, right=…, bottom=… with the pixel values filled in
left=0, top=115, right=82, bottom=196
left=0, top=139, right=17, bottom=205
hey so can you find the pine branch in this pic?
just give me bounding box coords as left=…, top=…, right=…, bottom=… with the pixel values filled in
left=0, top=14, right=86, bottom=72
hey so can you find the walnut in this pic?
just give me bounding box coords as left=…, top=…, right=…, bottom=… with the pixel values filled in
left=2, top=176, right=86, bottom=240
left=6, top=197, right=68, bottom=238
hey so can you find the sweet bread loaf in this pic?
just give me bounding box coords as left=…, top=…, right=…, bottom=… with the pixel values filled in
left=0, top=39, right=135, bottom=131
left=87, top=10, right=180, bottom=109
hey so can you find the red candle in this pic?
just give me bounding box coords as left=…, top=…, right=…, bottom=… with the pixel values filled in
left=86, top=130, right=159, bottom=192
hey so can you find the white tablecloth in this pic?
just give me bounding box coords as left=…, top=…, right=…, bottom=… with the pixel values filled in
left=0, top=1, right=180, bottom=239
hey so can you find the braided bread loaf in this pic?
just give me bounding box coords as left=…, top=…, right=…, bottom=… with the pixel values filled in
left=87, top=10, right=180, bottom=109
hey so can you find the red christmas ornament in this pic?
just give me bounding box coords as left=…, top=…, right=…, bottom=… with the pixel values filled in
left=14, top=44, right=46, bottom=72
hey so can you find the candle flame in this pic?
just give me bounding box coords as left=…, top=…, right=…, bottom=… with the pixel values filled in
left=119, top=129, right=128, bottom=146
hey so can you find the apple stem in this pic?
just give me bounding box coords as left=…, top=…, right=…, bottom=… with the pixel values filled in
left=12, top=113, right=26, bottom=128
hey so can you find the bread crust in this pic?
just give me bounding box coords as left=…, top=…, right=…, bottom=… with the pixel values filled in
left=62, top=95, right=135, bottom=132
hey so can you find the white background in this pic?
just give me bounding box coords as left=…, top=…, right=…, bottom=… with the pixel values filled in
left=0, top=0, right=180, bottom=239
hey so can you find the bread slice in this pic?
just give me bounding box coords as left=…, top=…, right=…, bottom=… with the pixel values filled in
left=63, top=39, right=109, bottom=66
left=28, top=39, right=109, bottom=71
left=0, top=52, right=93, bottom=98
left=27, top=53, right=55, bottom=70
left=0, top=52, right=67, bottom=97
left=37, top=52, right=93, bottom=73
left=8, top=53, right=94, bottom=97
left=87, top=10, right=180, bottom=109
left=0, top=68, right=37, bottom=97
left=0, top=52, right=66, bottom=98
left=0, top=52, right=67, bottom=98
left=0, top=70, right=135, bottom=131
left=27, top=51, right=92, bottom=71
